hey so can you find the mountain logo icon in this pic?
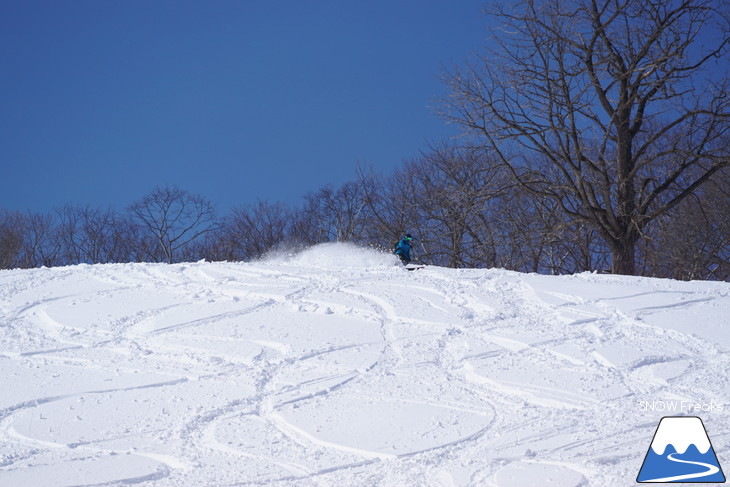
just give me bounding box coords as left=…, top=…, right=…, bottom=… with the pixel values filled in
left=637, top=416, right=725, bottom=483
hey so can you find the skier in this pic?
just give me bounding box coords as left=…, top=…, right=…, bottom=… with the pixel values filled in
left=394, top=234, right=414, bottom=265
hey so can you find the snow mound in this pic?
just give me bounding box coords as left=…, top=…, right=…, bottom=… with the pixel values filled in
left=270, top=242, right=398, bottom=268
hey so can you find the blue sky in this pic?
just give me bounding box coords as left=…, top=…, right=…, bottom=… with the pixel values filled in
left=1, top=1, right=488, bottom=213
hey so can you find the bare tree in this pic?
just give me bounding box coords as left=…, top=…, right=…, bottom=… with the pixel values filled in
left=223, top=201, right=291, bottom=260
left=356, top=145, right=504, bottom=267
left=57, top=204, right=135, bottom=264
left=405, top=145, right=503, bottom=267
left=356, top=164, right=414, bottom=250
left=298, top=181, right=369, bottom=244
left=21, top=212, right=62, bottom=267
left=129, top=186, right=218, bottom=264
left=0, top=210, right=25, bottom=269
left=443, top=0, right=730, bottom=274
left=643, top=168, right=730, bottom=280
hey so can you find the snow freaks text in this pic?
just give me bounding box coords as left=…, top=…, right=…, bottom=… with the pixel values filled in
left=638, top=400, right=724, bottom=413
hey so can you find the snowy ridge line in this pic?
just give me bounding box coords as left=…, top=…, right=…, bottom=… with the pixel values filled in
left=1, top=248, right=728, bottom=485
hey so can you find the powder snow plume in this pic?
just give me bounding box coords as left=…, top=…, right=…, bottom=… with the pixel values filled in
left=265, top=242, right=399, bottom=268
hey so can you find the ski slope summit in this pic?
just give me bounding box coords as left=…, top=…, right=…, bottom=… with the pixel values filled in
left=1, top=243, right=728, bottom=486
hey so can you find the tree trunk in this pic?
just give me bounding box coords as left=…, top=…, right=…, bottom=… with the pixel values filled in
left=610, top=233, right=637, bottom=275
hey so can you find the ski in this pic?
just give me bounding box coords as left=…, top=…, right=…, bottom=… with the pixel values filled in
left=405, top=264, right=426, bottom=271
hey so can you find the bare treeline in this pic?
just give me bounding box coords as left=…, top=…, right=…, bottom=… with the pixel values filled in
left=2, top=0, right=728, bottom=280
left=1, top=143, right=728, bottom=280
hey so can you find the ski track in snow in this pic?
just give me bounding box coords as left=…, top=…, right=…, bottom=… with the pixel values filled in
left=0, top=246, right=728, bottom=486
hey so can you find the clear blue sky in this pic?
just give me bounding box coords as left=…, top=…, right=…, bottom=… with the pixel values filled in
left=1, top=1, right=488, bottom=213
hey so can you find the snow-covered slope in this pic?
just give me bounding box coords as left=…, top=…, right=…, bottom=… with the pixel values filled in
left=1, top=243, right=728, bottom=486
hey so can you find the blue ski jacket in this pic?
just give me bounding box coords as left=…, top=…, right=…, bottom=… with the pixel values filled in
left=394, top=237, right=412, bottom=261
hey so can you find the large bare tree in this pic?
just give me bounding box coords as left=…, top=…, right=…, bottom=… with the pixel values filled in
left=443, top=0, right=730, bottom=274
left=129, top=186, right=218, bottom=264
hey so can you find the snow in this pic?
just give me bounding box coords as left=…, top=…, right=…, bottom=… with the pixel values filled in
left=1, top=243, right=728, bottom=486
